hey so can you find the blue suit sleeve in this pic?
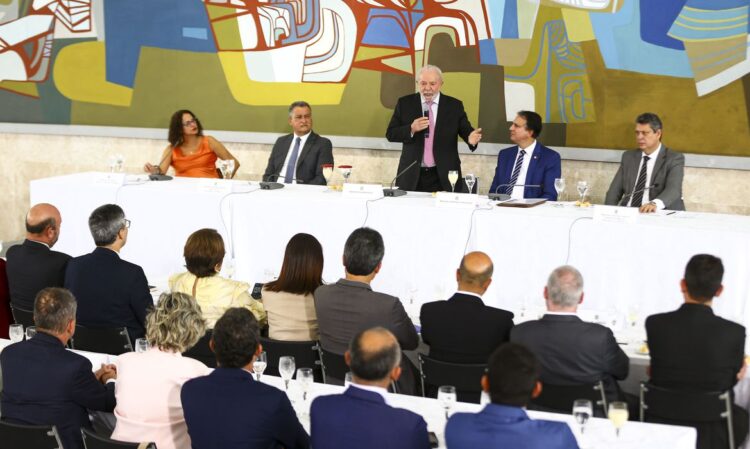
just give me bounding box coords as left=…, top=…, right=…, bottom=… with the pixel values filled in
left=489, top=151, right=504, bottom=195
left=71, top=358, right=115, bottom=412
left=540, top=150, right=561, bottom=201
left=274, top=393, right=310, bottom=449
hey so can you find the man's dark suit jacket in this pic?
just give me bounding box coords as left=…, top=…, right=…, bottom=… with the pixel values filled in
left=605, top=146, right=685, bottom=210
left=0, top=259, right=12, bottom=338
left=646, top=303, right=748, bottom=449
left=488, top=142, right=562, bottom=200
left=182, top=368, right=309, bottom=449
left=311, top=386, right=430, bottom=449
left=6, top=239, right=71, bottom=311
left=386, top=93, right=477, bottom=192
left=0, top=332, right=115, bottom=449
left=64, top=247, right=152, bottom=341
left=263, top=131, right=333, bottom=185
left=510, top=314, right=629, bottom=401
left=420, top=292, right=514, bottom=364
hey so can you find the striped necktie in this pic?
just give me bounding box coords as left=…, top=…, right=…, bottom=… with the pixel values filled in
left=631, top=155, right=650, bottom=206
left=507, top=149, right=526, bottom=194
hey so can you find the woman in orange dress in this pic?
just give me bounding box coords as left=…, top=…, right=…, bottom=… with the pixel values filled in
left=144, top=109, right=240, bottom=178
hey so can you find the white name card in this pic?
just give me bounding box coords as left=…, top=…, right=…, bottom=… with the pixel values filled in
left=435, top=192, right=480, bottom=208
left=593, top=205, right=638, bottom=224
left=342, top=183, right=384, bottom=199
left=197, top=179, right=256, bottom=194
left=94, top=172, right=126, bottom=186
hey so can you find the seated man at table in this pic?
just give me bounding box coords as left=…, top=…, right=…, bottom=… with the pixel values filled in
left=311, top=327, right=430, bottom=449
left=181, top=307, right=309, bottom=449
left=510, top=265, right=629, bottom=404
left=64, top=204, right=152, bottom=342
left=263, top=100, right=334, bottom=185
left=420, top=251, right=514, bottom=363
left=314, top=227, right=419, bottom=394
left=445, top=343, right=578, bottom=449
left=646, top=254, right=747, bottom=449
left=1, top=287, right=116, bottom=449
left=6, top=203, right=71, bottom=311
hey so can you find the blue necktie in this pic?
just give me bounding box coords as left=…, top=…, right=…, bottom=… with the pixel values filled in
left=507, top=149, right=526, bottom=194
left=284, top=137, right=301, bottom=184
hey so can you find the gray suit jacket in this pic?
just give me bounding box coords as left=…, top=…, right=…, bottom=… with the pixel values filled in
left=263, top=131, right=333, bottom=185
left=605, top=146, right=685, bottom=210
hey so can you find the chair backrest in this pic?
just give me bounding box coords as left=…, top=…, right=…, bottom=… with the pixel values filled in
left=182, top=329, right=216, bottom=368
left=0, top=420, right=63, bottom=449
left=418, top=354, right=486, bottom=404
left=260, top=337, right=323, bottom=382
left=318, top=346, right=349, bottom=386
left=71, top=325, right=133, bottom=355
left=531, top=380, right=608, bottom=416
left=10, top=304, right=34, bottom=328
left=81, top=427, right=156, bottom=449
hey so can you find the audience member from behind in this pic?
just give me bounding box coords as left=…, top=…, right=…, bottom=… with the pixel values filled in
left=111, top=292, right=210, bottom=449
left=0, top=258, right=10, bottom=338
left=0, top=288, right=116, bottom=449
left=6, top=203, right=71, bottom=311
left=262, top=233, right=324, bottom=340
left=420, top=251, right=513, bottom=364
left=311, top=327, right=430, bottom=449
left=169, top=228, right=265, bottom=328
left=446, top=343, right=578, bottom=449
left=314, top=227, right=419, bottom=394
left=511, top=265, right=628, bottom=404
left=646, top=254, right=747, bottom=449
left=182, top=308, right=310, bottom=449
left=64, top=204, right=152, bottom=342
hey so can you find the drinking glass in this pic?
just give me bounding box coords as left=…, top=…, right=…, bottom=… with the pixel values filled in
left=464, top=173, right=476, bottom=194
left=215, top=159, right=234, bottom=179
left=297, top=368, right=314, bottom=401
left=572, top=399, right=593, bottom=434
left=25, top=326, right=36, bottom=340
left=344, top=371, right=353, bottom=387
left=9, top=324, right=24, bottom=343
left=279, top=356, right=296, bottom=391
left=608, top=401, right=628, bottom=437
left=438, top=385, right=457, bottom=419
left=253, top=351, right=267, bottom=381
left=135, top=338, right=149, bottom=353
left=576, top=180, right=589, bottom=204
left=321, top=164, right=334, bottom=187
left=338, top=165, right=352, bottom=183
left=554, top=177, right=566, bottom=203
left=108, top=154, right=124, bottom=172
left=448, top=170, right=459, bottom=192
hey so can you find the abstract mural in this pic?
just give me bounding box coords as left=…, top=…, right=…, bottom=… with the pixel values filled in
left=2, top=0, right=750, bottom=156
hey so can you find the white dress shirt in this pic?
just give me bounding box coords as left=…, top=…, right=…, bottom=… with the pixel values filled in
left=510, top=140, right=536, bottom=199
left=279, top=131, right=311, bottom=184
left=628, top=144, right=664, bottom=210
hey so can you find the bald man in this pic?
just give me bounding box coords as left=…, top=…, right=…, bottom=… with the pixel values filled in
left=6, top=204, right=71, bottom=310
left=420, top=252, right=514, bottom=365
left=311, top=327, right=430, bottom=449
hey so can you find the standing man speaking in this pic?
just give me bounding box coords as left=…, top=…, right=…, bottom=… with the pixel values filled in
left=386, top=65, right=482, bottom=192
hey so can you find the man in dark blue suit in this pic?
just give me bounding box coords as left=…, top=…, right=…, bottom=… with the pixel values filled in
left=446, top=343, right=578, bottom=449
left=489, top=111, right=561, bottom=200
left=311, top=327, right=430, bottom=449
left=1, top=288, right=116, bottom=449
left=181, top=308, right=309, bottom=449
left=64, top=204, right=152, bottom=342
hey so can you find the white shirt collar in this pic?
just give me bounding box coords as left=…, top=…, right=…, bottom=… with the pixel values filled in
left=642, top=143, right=661, bottom=160
left=545, top=311, right=578, bottom=316
left=349, top=383, right=390, bottom=405
left=456, top=290, right=483, bottom=300
left=519, top=140, right=536, bottom=154
left=27, top=239, right=50, bottom=249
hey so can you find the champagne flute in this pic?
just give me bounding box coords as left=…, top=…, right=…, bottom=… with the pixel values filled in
left=135, top=338, right=149, bottom=353
left=226, top=159, right=235, bottom=178
left=279, top=356, right=296, bottom=392
left=576, top=180, right=589, bottom=204
left=321, top=164, right=333, bottom=188
left=253, top=351, right=267, bottom=381
left=608, top=401, right=628, bottom=437
left=572, top=399, right=593, bottom=434
left=297, top=368, right=314, bottom=401
left=448, top=170, right=459, bottom=193
left=554, top=177, right=566, bottom=204
left=438, top=385, right=457, bottom=419
left=338, top=165, right=352, bottom=183
left=9, top=324, right=24, bottom=343
left=464, top=173, right=476, bottom=194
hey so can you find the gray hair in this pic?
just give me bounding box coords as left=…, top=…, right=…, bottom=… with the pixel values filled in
left=88, top=204, right=126, bottom=246
left=416, top=65, right=443, bottom=83
left=636, top=112, right=662, bottom=133
left=343, top=227, right=384, bottom=276
left=546, top=265, right=584, bottom=308
left=146, top=292, right=206, bottom=353
left=34, top=288, right=77, bottom=334
left=288, top=101, right=311, bottom=118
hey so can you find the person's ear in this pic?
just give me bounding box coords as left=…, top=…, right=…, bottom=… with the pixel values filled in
left=373, top=262, right=382, bottom=275
left=531, top=381, right=542, bottom=399
left=390, top=365, right=402, bottom=381
left=543, top=286, right=549, bottom=300
left=481, top=374, right=490, bottom=393
left=255, top=343, right=263, bottom=357
left=579, top=292, right=584, bottom=305
left=344, top=350, right=352, bottom=368
left=715, top=285, right=724, bottom=298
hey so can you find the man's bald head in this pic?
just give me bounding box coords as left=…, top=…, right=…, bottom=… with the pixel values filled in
left=25, top=203, right=62, bottom=247
left=457, top=251, right=494, bottom=294
left=347, top=327, right=401, bottom=383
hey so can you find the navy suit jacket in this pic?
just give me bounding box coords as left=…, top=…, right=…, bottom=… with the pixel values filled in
left=263, top=131, right=334, bottom=185
left=0, top=332, right=115, bottom=449
left=311, top=386, right=430, bottom=449
left=6, top=239, right=71, bottom=311
left=64, top=247, right=152, bottom=341
left=446, top=404, right=578, bottom=449
left=181, top=368, right=309, bottom=449
left=488, top=142, right=561, bottom=200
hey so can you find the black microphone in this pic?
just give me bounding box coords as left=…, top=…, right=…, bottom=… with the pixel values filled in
left=148, top=149, right=175, bottom=181
left=618, top=183, right=659, bottom=207
left=384, top=160, right=419, bottom=197
left=488, top=183, right=542, bottom=201
left=422, top=105, right=430, bottom=139
left=260, top=173, right=301, bottom=190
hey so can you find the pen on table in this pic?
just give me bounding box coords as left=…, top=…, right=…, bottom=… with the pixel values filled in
left=666, top=211, right=677, bottom=215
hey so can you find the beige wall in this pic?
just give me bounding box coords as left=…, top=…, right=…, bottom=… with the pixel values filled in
left=1, top=132, right=748, bottom=243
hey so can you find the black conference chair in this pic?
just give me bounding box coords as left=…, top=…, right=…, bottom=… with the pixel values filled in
left=183, top=329, right=216, bottom=368
left=10, top=304, right=34, bottom=328
left=71, top=325, right=133, bottom=355
left=640, top=382, right=738, bottom=449
left=260, top=337, right=323, bottom=382
left=81, top=427, right=156, bottom=449
left=318, top=346, right=348, bottom=386
left=530, top=380, right=608, bottom=417
left=0, top=421, right=63, bottom=449
left=418, top=354, right=486, bottom=404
